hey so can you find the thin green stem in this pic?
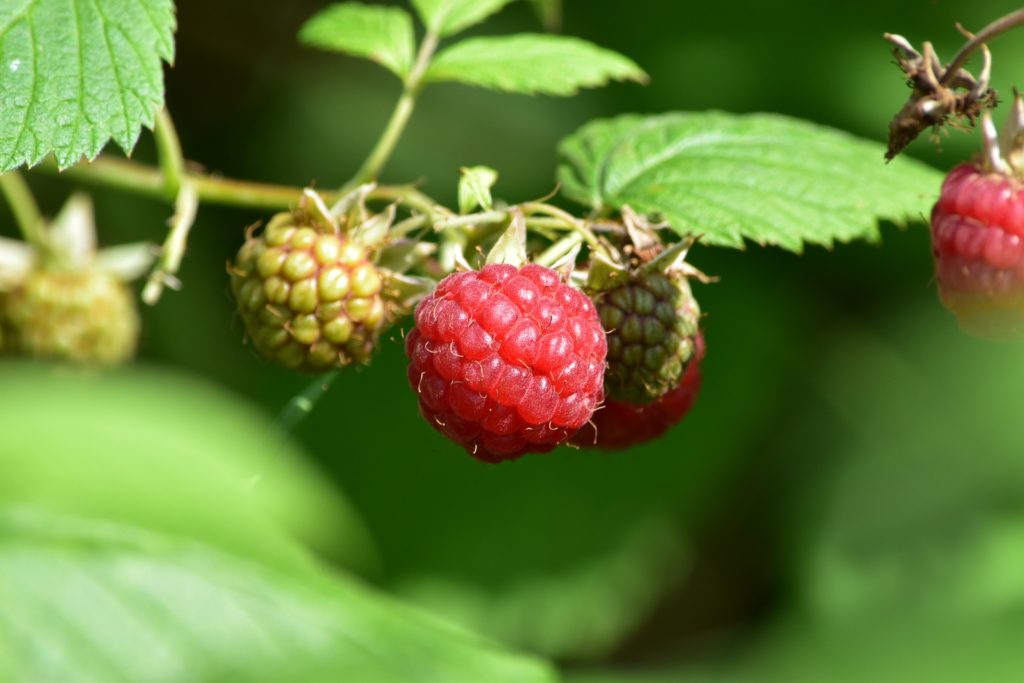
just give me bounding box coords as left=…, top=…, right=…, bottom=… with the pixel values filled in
left=521, top=201, right=602, bottom=250
left=33, top=156, right=442, bottom=215
left=142, top=179, right=199, bottom=305
left=526, top=216, right=577, bottom=230
left=0, top=171, right=46, bottom=248
left=390, top=213, right=429, bottom=237
left=344, top=29, right=440, bottom=189
left=369, top=183, right=443, bottom=217
left=346, top=92, right=418, bottom=189
left=536, top=231, right=583, bottom=268
left=434, top=210, right=509, bottom=231
left=275, top=371, right=341, bottom=432
left=153, top=108, right=185, bottom=195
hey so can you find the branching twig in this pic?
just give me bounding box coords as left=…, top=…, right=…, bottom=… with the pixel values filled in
left=881, top=8, right=1024, bottom=159
left=344, top=27, right=441, bottom=190
left=941, top=8, right=1024, bottom=86
left=142, top=179, right=199, bottom=305
left=33, top=156, right=441, bottom=215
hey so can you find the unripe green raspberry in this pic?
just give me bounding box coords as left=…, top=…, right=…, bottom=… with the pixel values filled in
left=596, top=270, right=700, bottom=404
left=5, top=268, right=139, bottom=365
left=230, top=211, right=391, bottom=372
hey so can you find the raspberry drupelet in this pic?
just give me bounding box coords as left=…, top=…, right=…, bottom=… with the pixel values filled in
left=406, top=263, right=607, bottom=463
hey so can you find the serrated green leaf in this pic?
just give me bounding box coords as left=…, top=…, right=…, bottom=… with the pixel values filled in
left=426, top=34, right=647, bottom=96
left=0, top=0, right=176, bottom=171
left=458, top=165, right=498, bottom=213
left=410, top=0, right=514, bottom=37
left=299, top=3, right=415, bottom=79
left=0, top=508, right=557, bottom=683
left=557, top=112, right=944, bottom=251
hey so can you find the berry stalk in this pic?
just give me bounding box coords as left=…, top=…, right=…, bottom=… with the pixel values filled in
left=0, top=171, right=46, bottom=251
left=153, top=107, right=186, bottom=196
left=344, top=28, right=441, bottom=189
left=940, top=8, right=1024, bottom=87
left=142, top=180, right=199, bottom=305
left=275, top=370, right=342, bottom=432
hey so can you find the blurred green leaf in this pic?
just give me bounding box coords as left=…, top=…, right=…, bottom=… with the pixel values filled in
left=410, top=0, right=515, bottom=37
left=396, top=518, right=687, bottom=658
left=0, top=364, right=375, bottom=573
left=0, top=0, right=176, bottom=171
left=426, top=34, right=647, bottom=96
left=458, top=165, right=498, bottom=213
left=557, top=112, right=941, bottom=250
left=299, top=3, right=415, bottom=79
left=0, top=507, right=557, bottom=683
left=568, top=667, right=719, bottom=683
left=567, top=618, right=1024, bottom=683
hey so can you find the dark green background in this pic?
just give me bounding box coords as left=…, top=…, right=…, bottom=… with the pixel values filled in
left=10, top=0, right=1024, bottom=679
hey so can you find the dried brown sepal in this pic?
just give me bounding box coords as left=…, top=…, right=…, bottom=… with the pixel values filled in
left=884, top=32, right=997, bottom=160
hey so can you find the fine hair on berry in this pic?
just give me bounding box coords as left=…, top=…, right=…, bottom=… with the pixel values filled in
left=406, top=263, right=607, bottom=463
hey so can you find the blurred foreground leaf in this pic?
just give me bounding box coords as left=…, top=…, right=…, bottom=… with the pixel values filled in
left=0, top=507, right=557, bottom=683
left=0, top=364, right=555, bottom=682
left=0, top=363, right=374, bottom=572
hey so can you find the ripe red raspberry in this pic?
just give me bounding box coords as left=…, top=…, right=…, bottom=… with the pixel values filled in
left=931, top=162, right=1024, bottom=338
left=573, top=334, right=704, bottom=450
left=406, top=263, right=607, bottom=463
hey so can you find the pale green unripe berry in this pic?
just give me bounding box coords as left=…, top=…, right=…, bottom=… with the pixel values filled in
left=4, top=269, right=139, bottom=365
left=230, top=210, right=393, bottom=372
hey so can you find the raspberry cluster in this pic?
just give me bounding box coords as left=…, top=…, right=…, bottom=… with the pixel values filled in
left=231, top=211, right=390, bottom=371
left=931, top=162, right=1024, bottom=338
left=406, top=263, right=607, bottom=462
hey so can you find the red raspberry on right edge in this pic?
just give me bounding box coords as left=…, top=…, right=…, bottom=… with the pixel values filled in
left=573, top=334, right=705, bottom=450
left=406, top=263, right=607, bottom=463
left=931, top=162, right=1024, bottom=339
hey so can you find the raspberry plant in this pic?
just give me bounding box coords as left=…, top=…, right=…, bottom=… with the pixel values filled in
left=1, top=0, right=1006, bottom=681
